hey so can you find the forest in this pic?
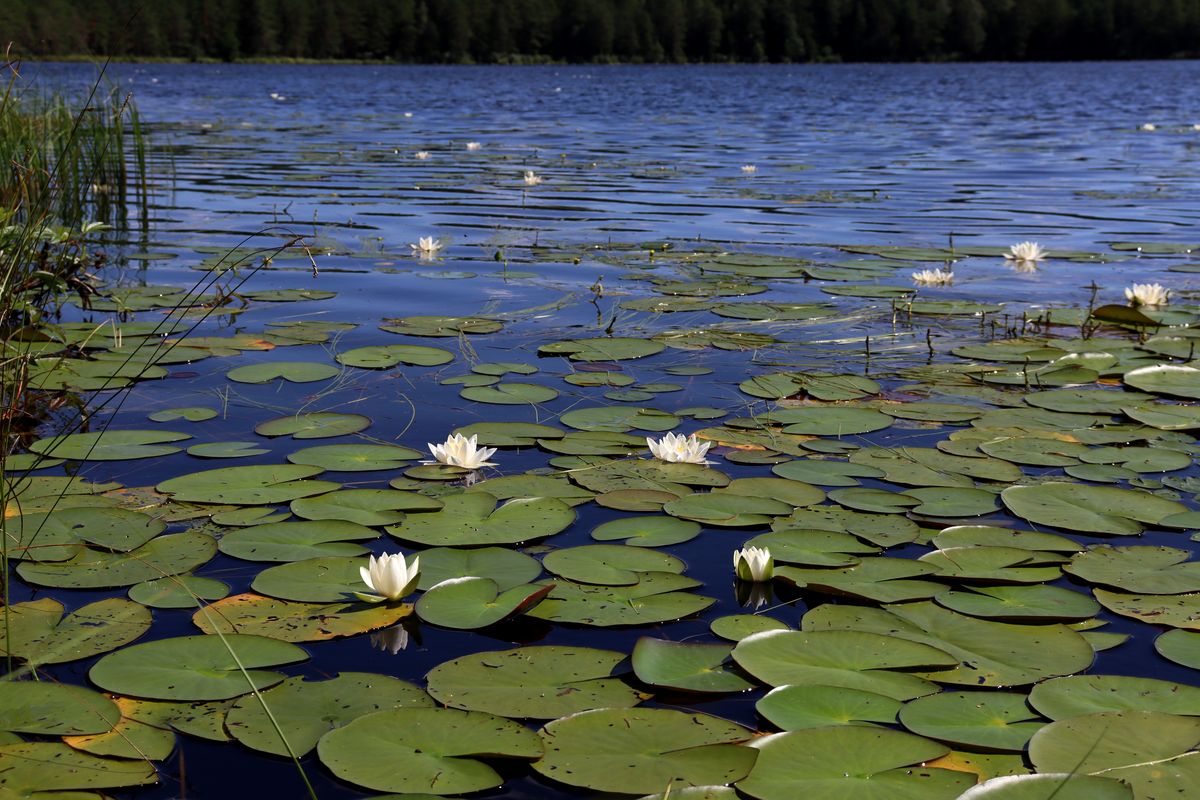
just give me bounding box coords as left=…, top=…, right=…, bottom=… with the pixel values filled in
left=3, top=0, right=1199, bottom=63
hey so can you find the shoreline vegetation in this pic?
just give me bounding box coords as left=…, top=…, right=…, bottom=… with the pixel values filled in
left=5, top=0, right=1199, bottom=64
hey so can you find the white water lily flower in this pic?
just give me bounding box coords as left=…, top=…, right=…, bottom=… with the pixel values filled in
left=410, top=236, right=443, bottom=256
left=425, top=432, right=498, bottom=469
left=1140, top=122, right=1157, bottom=131
left=1004, top=241, right=1048, bottom=262
left=911, top=267, right=954, bottom=286
left=1125, top=282, right=1169, bottom=307
left=523, top=170, right=543, bottom=185
left=646, top=432, right=712, bottom=464
left=740, top=164, right=757, bottom=174
left=465, top=141, right=482, bottom=151
left=415, top=150, right=430, bottom=160
left=357, top=552, right=420, bottom=602
left=734, top=546, right=774, bottom=582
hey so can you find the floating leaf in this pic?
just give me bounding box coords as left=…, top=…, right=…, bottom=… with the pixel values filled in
left=1001, top=482, right=1186, bottom=535
left=0, top=682, right=120, bottom=735
left=290, top=488, right=440, bottom=526
left=255, top=412, right=371, bottom=439
left=128, top=575, right=230, bottom=609
left=28, top=429, right=190, bottom=461
left=632, top=638, right=755, bottom=693
left=193, top=593, right=410, bottom=642
left=737, top=727, right=969, bottom=800
left=0, top=742, right=157, bottom=793
left=219, top=520, right=377, bottom=561
left=532, top=708, right=754, bottom=794
left=157, top=463, right=338, bottom=504
left=1094, top=588, right=1200, bottom=629
left=226, top=673, right=432, bottom=756
left=336, top=344, right=454, bottom=369
left=1065, top=544, right=1200, bottom=593
left=527, top=573, right=714, bottom=627
left=460, top=382, right=559, bottom=404
left=591, top=515, right=700, bottom=547
left=415, top=577, right=550, bottom=629
left=318, top=707, right=542, bottom=795
left=1029, top=674, right=1200, bottom=720
left=17, top=531, right=216, bottom=589
left=226, top=361, right=339, bottom=384
left=416, top=547, right=542, bottom=591
left=387, top=493, right=574, bottom=546
left=1155, top=629, right=1200, bottom=668
left=286, top=443, right=422, bottom=471
left=539, top=337, right=665, bottom=361
left=0, top=598, right=151, bottom=666
left=89, top=634, right=307, bottom=700
left=756, top=685, right=901, bottom=731
left=956, top=773, right=1133, bottom=800
left=148, top=406, right=217, bottom=422
left=898, top=691, right=1044, bottom=751
left=425, top=645, right=643, bottom=718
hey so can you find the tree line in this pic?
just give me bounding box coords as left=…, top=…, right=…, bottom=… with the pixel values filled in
left=4, top=0, right=1199, bottom=63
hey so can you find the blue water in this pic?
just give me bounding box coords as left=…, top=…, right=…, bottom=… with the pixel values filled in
left=13, top=61, right=1200, bottom=799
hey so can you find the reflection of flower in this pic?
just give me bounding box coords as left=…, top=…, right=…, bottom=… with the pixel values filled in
left=371, top=624, right=409, bottom=654
left=357, top=552, right=420, bottom=602
left=410, top=236, right=443, bottom=257
left=523, top=170, right=543, bottom=186
left=1125, top=282, right=1170, bottom=307
left=736, top=580, right=773, bottom=609
left=734, top=546, right=774, bottom=582
left=741, top=165, right=757, bottom=174
left=466, top=141, right=482, bottom=151
left=1004, top=241, right=1048, bottom=263
left=647, top=432, right=712, bottom=464
left=1009, top=258, right=1039, bottom=273
left=425, top=433, right=498, bottom=469
left=415, top=151, right=430, bottom=160
left=911, top=267, right=954, bottom=286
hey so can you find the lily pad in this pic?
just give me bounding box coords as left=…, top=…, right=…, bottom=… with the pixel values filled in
left=542, top=544, right=685, bottom=585
left=193, top=593, right=410, bottom=641
left=28, top=429, right=190, bottom=461
left=0, top=742, right=157, bottom=794
left=0, top=682, right=120, bottom=735
left=128, top=575, right=230, bottom=609
left=336, top=344, right=454, bottom=369
left=416, top=578, right=551, bottom=629
left=1155, top=629, right=1200, bottom=668
left=539, top=337, right=665, bottom=361
left=89, top=634, right=307, bottom=700
left=1065, top=544, right=1200, bottom=593
left=0, top=597, right=151, bottom=666
left=255, top=412, right=370, bottom=439
left=286, top=443, right=422, bottom=471
left=1028, top=674, right=1200, bottom=719
left=736, top=727, right=969, bottom=800
left=631, top=638, right=755, bottom=693
left=956, top=774, right=1133, bottom=800
left=318, top=707, right=542, bottom=795
left=17, top=531, right=216, bottom=588
left=460, top=382, right=559, bottom=404
left=527, top=573, right=714, bottom=627
left=1001, top=482, right=1187, bottom=535
left=416, top=547, right=542, bottom=591
left=157, top=463, right=338, bottom=505
left=898, top=691, right=1044, bottom=751
left=425, top=645, right=643, bottom=718
left=387, top=493, right=575, bottom=546
left=226, top=672, right=433, bottom=757
left=590, top=515, right=701, bottom=547
left=219, top=520, right=377, bottom=561
left=290, top=488, right=440, bottom=526
left=226, top=361, right=339, bottom=384
left=756, top=684, right=901, bottom=731
left=532, top=708, right=754, bottom=794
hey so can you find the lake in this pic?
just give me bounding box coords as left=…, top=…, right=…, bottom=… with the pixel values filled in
left=9, top=60, right=1200, bottom=799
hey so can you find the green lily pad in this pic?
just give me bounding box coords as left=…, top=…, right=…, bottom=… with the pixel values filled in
left=590, top=515, right=701, bottom=547
left=5, top=507, right=163, bottom=561
left=416, top=578, right=551, bottom=629
left=802, top=602, right=1096, bottom=687
left=1123, top=403, right=1200, bottom=430
left=0, top=682, right=120, bottom=735
left=226, top=672, right=432, bottom=757
left=850, top=447, right=1022, bottom=487
left=715, top=477, right=825, bottom=507
left=128, top=575, right=230, bottom=609
left=542, top=544, right=685, bottom=585
left=736, top=727, right=969, bottom=800
left=387, top=493, right=575, bottom=546
left=286, top=443, right=422, bottom=471
left=1029, top=674, right=1200, bottom=719
left=250, top=556, right=367, bottom=602
left=1155, top=629, right=1200, bottom=668
left=664, top=493, right=793, bottom=526
left=898, top=691, right=1044, bottom=751
left=466, top=474, right=595, bottom=505
left=28, top=429, right=190, bottom=461
left=380, top=315, right=502, bottom=337
left=532, top=708, right=754, bottom=794
left=0, top=597, right=151, bottom=666
left=226, top=361, right=339, bottom=384
left=416, top=547, right=542, bottom=591
left=1001, top=482, right=1187, bottom=535
left=711, top=614, right=790, bottom=641
left=219, top=520, right=377, bottom=561
left=89, top=634, right=307, bottom=700
left=1028, top=711, right=1200, bottom=797
left=452, top=421, right=564, bottom=446
left=157, top=463, right=338, bottom=504
left=935, top=584, right=1099, bottom=621
left=1124, top=364, right=1200, bottom=398
left=560, top=406, right=680, bottom=432
left=0, top=742, right=157, bottom=794
left=570, top=458, right=728, bottom=493
left=1065, top=545, right=1200, bottom=593
left=918, top=546, right=1060, bottom=584
left=255, top=412, right=370, bottom=439
left=905, top=487, right=1000, bottom=517
left=631, top=638, right=755, bottom=693
left=16, top=532, right=216, bottom=589
left=336, top=344, right=454, bottom=369
left=290, top=488, right=440, bottom=525
left=773, top=505, right=920, bottom=548
left=956, top=773, right=1133, bottom=800
left=527, top=573, right=714, bottom=627
left=460, top=382, right=558, bottom=404
left=539, top=337, right=665, bottom=361
left=193, top=593, right=410, bottom=642
left=1094, top=587, right=1200, bottom=629
left=745, top=529, right=873, bottom=568
left=149, top=406, right=217, bottom=422
left=318, top=707, right=542, bottom=795
left=770, top=459, right=884, bottom=487
left=766, top=407, right=892, bottom=436
left=425, top=645, right=643, bottom=718
left=732, top=629, right=954, bottom=700
left=187, top=441, right=271, bottom=458
left=777, top=558, right=945, bottom=603
left=756, top=685, right=901, bottom=731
